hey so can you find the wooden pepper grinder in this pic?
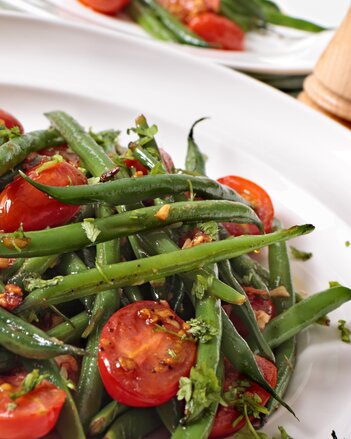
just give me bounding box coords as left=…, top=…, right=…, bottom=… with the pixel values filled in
left=298, top=6, right=351, bottom=128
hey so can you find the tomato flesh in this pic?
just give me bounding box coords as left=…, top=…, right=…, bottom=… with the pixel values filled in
left=188, top=13, right=244, bottom=50
left=0, top=160, right=87, bottom=232
left=98, top=300, right=197, bottom=407
left=0, top=371, right=66, bottom=439
left=0, top=109, right=24, bottom=133
left=218, top=175, right=274, bottom=235
left=78, top=0, right=129, bottom=14
left=210, top=356, right=277, bottom=438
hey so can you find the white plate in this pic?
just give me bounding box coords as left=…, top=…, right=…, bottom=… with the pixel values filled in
left=14, top=0, right=350, bottom=73
left=1, top=11, right=351, bottom=438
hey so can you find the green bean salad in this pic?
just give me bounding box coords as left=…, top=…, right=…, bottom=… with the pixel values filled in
left=0, top=108, right=349, bottom=439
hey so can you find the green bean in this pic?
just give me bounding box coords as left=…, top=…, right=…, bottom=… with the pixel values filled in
left=58, top=252, right=94, bottom=312
left=221, top=309, right=294, bottom=415
left=0, top=258, right=25, bottom=282
left=17, top=225, right=312, bottom=312
left=220, top=0, right=265, bottom=22
left=137, top=0, right=210, bottom=47
left=89, top=401, right=129, bottom=436
left=8, top=254, right=59, bottom=289
left=46, top=111, right=114, bottom=176
left=0, top=347, right=17, bottom=373
left=23, top=358, right=85, bottom=439
left=264, top=10, right=326, bottom=32
left=185, top=118, right=207, bottom=176
left=122, top=285, right=143, bottom=302
left=218, top=259, right=274, bottom=361
left=266, top=220, right=296, bottom=413
left=219, top=5, right=259, bottom=31
left=47, top=311, right=89, bottom=343
left=127, top=0, right=179, bottom=42
left=77, top=209, right=120, bottom=428
left=103, top=408, right=161, bottom=439
left=157, top=398, right=183, bottom=433
left=172, top=297, right=222, bottom=438
left=264, top=286, right=351, bottom=348
left=0, top=200, right=261, bottom=258
left=0, top=306, right=84, bottom=359
left=20, top=172, right=248, bottom=206
left=0, top=129, right=64, bottom=176
left=230, top=254, right=269, bottom=290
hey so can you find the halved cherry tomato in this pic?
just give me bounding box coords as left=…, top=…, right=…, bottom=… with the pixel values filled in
left=0, top=160, right=87, bottom=232
left=78, top=0, right=129, bottom=15
left=0, top=370, right=66, bottom=439
left=0, top=109, right=24, bottom=133
left=98, top=300, right=197, bottom=407
left=210, top=356, right=277, bottom=438
left=217, top=175, right=274, bottom=235
left=187, top=13, right=244, bottom=50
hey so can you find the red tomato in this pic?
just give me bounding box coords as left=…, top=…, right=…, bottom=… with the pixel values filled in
left=210, top=356, right=277, bottom=438
left=78, top=0, right=129, bottom=14
left=217, top=175, right=274, bottom=235
left=98, top=300, right=197, bottom=407
left=0, top=370, right=66, bottom=439
left=0, top=160, right=87, bottom=232
left=187, top=13, right=244, bottom=50
left=123, top=158, right=148, bottom=175
left=0, top=109, right=24, bottom=133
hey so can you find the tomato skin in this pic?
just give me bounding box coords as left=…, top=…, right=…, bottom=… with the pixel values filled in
left=0, top=371, right=66, bottom=439
left=98, top=300, right=197, bottom=407
left=210, top=356, right=277, bottom=438
left=78, top=0, right=129, bottom=14
left=217, top=176, right=274, bottom=235
left=0, top=109, right=24, bottom=133
left=123, top=159, right=149, bottom=175
left=0, top=161, right=87, bottom=232
left=187, top=13, right=244, bottom=50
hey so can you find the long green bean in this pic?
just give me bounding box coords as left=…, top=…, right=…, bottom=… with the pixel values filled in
left=0, top=200, right=261, bottom=258
left=89, top=401, right=129, bottom=436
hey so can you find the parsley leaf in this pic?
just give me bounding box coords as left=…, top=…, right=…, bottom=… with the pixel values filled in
left=25, top=275, right=64, bottom=292
left=82, top=219, right=101, bottom=243
left=177, top=363, right=221, bottom=424
left=127, top=124, right=158, bottom=147
left=338, top=320, right=351, bottom=343
left=191, top=274, right=213, bottom=300
left=0, top=124, right=21, bottom=145
left=198, top=221, right=218, bottom=241
left=290, top=246, right=312, bottom=261
left=9, top=369, right=48, bottom=405
left=186, top=318, right=218, bottom=343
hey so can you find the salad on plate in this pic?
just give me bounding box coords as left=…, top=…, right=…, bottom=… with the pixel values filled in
left=0, top=107, right=350, bottom=439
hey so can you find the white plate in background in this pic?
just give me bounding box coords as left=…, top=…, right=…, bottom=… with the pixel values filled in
left=11, top=0, right=350, bottom=73
left=1, top=11, right=351, bottom=438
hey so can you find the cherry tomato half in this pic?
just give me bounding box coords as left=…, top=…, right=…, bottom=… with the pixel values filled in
left=210, top=356, right=277, bottom=438
left=98, top=300, right=197, bottom=407
left=78, top=0, right=129, bottom=15
left=0, top=109, right=24, bottom=133
left=0, top=370, right=66, bottom=439
left=218, top=175, right=274, bottom=235
left=0, top=160, right=87, bottom=232
left=187, top=13, right=244, bottom=50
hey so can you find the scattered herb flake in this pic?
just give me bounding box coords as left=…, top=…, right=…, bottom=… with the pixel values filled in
left=198, top=221, right=218, bottom=241
left=191, top=274, right=213, bottom=300
left=186, top=318, right=218, bottom=343
left=338, top=320, right=351, bottom=343
left=290, top=246, right=312, bottom=261
left=345, top=241, right=350, bottom=248
left=10, top=369, right=48, bottom=402
left=177, top=363, right=221, bottom=424
left=25, top=275, right=64, bottom=292
left=127, top=124, right=158, bottom=147
left=82, top=219, right=101, bottom=243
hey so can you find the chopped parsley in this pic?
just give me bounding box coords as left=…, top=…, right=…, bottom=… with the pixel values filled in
left=186, top=318, right=218, bottom=343
left=127, top=124, right=158, bottom=147
left=0, top=124, right=21, bottom=145
left=198, top=221, right=218, bottom=241
left=82, top=219, right=101, bottom=243
left=191, top=274, right=213, bottom=300
left=25, top=275, right=64, bottom=292
left=337, top=320, right=351, bottom=343
left=8, top=369, right=48, bottom=410
left=177, top=363, right=221, bottom=424
left=290, top=246, right=312, bottom=261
